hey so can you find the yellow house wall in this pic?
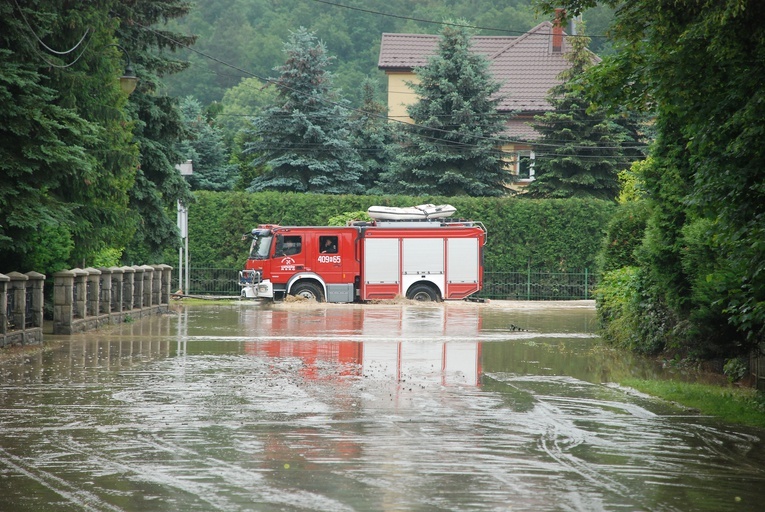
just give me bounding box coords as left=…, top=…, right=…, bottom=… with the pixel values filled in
left=386, top=71, right=419, bottom=123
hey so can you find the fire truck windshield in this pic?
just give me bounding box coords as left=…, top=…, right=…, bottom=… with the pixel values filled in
left=249, top=235, right=272, bottom=259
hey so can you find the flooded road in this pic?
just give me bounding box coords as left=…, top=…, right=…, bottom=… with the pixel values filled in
left=1, top=301, right=764, bottom=511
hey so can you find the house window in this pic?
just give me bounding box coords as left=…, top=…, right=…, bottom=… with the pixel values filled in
left=518, top=151, right=535, bottom=180
left=508, top=150, right=535, bottom=181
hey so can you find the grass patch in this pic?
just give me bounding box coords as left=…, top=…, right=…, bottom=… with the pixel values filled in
left=622, top=378, right=765, bottom=429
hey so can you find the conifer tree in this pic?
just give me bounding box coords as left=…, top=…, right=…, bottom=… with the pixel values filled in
left=0, top=1, right=195, bottom=268
left=349, top=78, right=391, bottom=192
left=178, top=96, right=236, bottom=191
left=0, top=1, right=140, bottom=269
left=526, top=22, right=635, bottom=201
left=245, top=28, right=364, bottom=194
left=114, top=0, right=196, bottom=263
left=380, top=24, right=508, bottom=197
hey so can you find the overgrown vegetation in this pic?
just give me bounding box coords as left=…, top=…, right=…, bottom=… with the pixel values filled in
left=547, top=0, right=765, bottom=367
left=622, top=378, right=765, bottom=429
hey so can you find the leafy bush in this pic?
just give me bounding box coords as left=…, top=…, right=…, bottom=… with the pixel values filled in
left=327, top=211, right=371, bottom=226
left=596, top=266, right=640, bottom=349
left=723, top=358, right=748, bottom=383
left=91, top=247, right=124, bottom=268
left=596, top=266, right=669, bottom=355
left=597, top=201, right=649, bottom=274
left=24, top=224, right=73, bottom=274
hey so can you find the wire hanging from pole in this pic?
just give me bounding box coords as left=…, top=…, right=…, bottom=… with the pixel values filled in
left=11, top=0, right=91, bottom=56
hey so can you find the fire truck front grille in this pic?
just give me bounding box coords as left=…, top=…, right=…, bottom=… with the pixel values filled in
left=239, top=270, right=261, bottom=285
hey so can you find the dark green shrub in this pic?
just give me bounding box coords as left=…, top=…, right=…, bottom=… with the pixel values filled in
left=596, top=265, right=669, bottom=355
left=597, top=201, right=650, bottom=274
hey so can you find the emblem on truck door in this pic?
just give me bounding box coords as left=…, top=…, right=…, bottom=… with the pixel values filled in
left=280, top=256, right=296, bottom=270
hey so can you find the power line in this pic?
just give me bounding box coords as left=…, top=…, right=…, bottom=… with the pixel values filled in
left=11, top=0, right=91, bottom=56
left=306, top=0, right=609, bottom=39
left=223, top=111, right=648, bottom=150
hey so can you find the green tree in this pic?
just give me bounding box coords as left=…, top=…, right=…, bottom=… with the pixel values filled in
left=113, top=0, right=196, bottom=263
left=349, top=78, right=391, bottom=192
left=244, top=28, right=364, bottom=194
left=0, top=1, right=137, bottom=271
left=526, top=22, right=637, bottom=201
left=542, top=0, right=765, bottom=355
left=379, top=23, right=508, bottom=197
left=178, top=96, right=237, bottom=191
left=218, top=77, right=277, bottom=144
left=217, top=77, right=277, bottom=190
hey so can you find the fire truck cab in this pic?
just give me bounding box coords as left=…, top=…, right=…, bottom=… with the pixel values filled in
left=240, top=219, right=486, bottom=303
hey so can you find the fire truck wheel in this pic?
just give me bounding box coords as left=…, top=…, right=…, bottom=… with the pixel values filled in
left=291, top=282, right=325, bottom=302
left=407, top=283, right=440, bottom=302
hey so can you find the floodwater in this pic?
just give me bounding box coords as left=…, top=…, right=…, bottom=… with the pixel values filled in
left=1, top=301, right=764, bottom=512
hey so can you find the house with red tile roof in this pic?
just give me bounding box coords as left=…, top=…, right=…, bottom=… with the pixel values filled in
left=378, top=19, right=596, bottom=185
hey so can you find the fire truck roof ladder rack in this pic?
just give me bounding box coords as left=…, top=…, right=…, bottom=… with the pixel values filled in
left=374, top=218, right=482, bottom=229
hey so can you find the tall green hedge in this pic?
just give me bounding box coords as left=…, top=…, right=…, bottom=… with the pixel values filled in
left=184, top=191, right=616, bottom=271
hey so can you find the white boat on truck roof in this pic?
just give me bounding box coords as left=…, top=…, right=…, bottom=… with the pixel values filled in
left=367, top=204, right=457, bottom=221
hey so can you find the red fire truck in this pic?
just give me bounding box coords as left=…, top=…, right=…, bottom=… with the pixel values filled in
left=239, top=218, right=486, bottom=302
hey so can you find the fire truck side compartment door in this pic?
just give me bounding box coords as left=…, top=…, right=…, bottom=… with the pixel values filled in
left=363, top=238, right=399, bottom=283
left=402, top=238, right=444, bottom=275
left=447, top=238, right=478, bottom=282
left=401, top=238, right=446, bottom=298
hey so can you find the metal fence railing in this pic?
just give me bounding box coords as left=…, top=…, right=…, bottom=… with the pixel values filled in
left=177, top=268, right=242, bottom=296
left=477, top=269, right=595, bottom=301
left=176, top=268, right=597, bottom=301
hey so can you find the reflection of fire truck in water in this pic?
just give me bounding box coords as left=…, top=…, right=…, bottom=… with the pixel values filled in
left=243, top=305, right=483, bottom=386
left=239, top=216, right=487, bottom=303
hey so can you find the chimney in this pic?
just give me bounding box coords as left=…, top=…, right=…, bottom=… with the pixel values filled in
left=552, top=8, right=565, bottom=53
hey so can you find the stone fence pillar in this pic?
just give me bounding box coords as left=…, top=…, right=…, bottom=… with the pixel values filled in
left=98, top=267, right=112, bottom=315
left=109, top=267, right=123, bottom=313
left=0, top=274, right=8, bottom=336
left=53, top=270, right=75, bottom=334
left=6, top=272, right=28, bottom=331
left=24, top=271, right=45, bottom=328
left=71, top=268, right=88, bottom=319
left=158, top=264, right=173, bottom=304
left=151, top=265, right=163, bottom=306
left=121, top=266, right=135, bottom=311
left=84, top=267, right=101, bottom=317
left=132, top=266, right=144, bottom=309
left=141, top=265, right=154, bottom=309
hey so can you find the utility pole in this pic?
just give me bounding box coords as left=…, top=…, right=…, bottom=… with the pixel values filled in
left=175, top=160, right=193, bottom=294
